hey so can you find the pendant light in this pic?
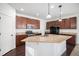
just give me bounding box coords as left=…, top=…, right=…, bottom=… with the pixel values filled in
left=58, top=5, right=62, bottom=21
left=46, top=3, right=51, bottom=19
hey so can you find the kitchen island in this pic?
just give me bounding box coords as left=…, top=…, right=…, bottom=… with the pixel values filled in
left=21, top=34, right=71, bottom=56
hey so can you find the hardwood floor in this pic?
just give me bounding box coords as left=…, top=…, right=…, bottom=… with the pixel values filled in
left=3, top=44, right=75, bottom=56
left=3, top=45, right=25, bottom=56
left=62, top=44, right=75, bottom=56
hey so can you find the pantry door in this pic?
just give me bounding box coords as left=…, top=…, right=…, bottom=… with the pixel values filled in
left=0, top=13, right=15, bottom=56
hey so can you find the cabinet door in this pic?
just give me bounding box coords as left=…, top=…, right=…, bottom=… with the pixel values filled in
left=16, top=16, right=40, bottom=29
left=70, top=17, right=76, bottom=29
left=32, top=19, right=40, bottom=29
left=46, top=22, right=49, bottom=29
left=47, top=21, right=59, bottom=29
left=46, top=17, right=76, bottom=29
left=52, top=21, right=58, bottom=27
left=16, top=35, right=28, bottom=47
left=67, top=35, right=76, bottom=45
left=58, top=20, right=65, bottom=29
left=64, top=19, right=71, bottom=29
left=46, top=21, right=52, bottom=29
left=16, top=16, right=26, bottom=29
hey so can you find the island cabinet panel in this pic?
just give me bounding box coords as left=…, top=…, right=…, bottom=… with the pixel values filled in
left=67, top=35, right=76, bottom=46
left=46, top=17, right=76, bottom=29
left=16, top=16, right=40, bottom=29
left=16, top=35, right=28, bottom=47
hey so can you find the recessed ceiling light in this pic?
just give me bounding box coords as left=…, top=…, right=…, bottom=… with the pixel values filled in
left=20, top=8, right=24, bottom=11
left=50, top=5, right=54, bottom=8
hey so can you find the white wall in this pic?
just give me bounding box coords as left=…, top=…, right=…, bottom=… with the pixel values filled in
left=0, top=3, right=15, bottom=17
left=76, top=16, right=79, bottom=44
left=40, top=19, right=46, bottom=35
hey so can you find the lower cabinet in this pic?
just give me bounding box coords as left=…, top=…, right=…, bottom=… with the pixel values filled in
left=16, top=35, right=28, bottom=47
left=60, top=34, right=76, bottom=46
left=67, top=35, right=76, bottom=46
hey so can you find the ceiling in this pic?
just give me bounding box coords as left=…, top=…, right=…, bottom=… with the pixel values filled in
left=9, top=3, right=79, bottom=20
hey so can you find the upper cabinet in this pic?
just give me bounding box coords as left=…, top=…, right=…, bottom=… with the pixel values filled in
left=58, top=19, right=65, bottom=29
left=69, top=17, right=77, bottom=29
left=64, top=19, right=71, bottom=29
left=16, top=16, right=40, bottom=29
left=46, top=17, right=77, bottom=29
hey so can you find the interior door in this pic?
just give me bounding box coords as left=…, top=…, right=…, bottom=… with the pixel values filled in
left=0, top=13, right=14, bottom=56
left=0, top=14, right=1, bottom=55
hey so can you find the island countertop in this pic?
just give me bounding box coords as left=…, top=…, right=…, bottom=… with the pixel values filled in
left=21, top=34, right=72, bottom=43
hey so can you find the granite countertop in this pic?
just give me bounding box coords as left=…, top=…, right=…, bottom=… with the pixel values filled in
left=21, top=34, right=72, bottom=43
left=16, top=32, right=26, bottom=35
left=60, top=32, right=76, bottom=35
left=16, top=32, right=41, bottom=35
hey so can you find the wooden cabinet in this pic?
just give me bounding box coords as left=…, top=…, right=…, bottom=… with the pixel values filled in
left=31, top=19, right=40, bottom=29
left=46, top=21, right=51, bottom=29
left=47, top=21, right=58, bottom=29
left=66, top=35, right=76, bottom=46
left=64, top=19, right=71, bottom=29
left=16, top=16, right=26, bottom=29
left=16, top=35, right=28, bottom=47
left=16, top=16, right=40, bottom=29
left=58, top=19, right=65, bottom=29
left=59, top=34, right=76, bottom=46
left=46, top=17, right=76, bottom=29
left=70, top=17, right=76, bottom=29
